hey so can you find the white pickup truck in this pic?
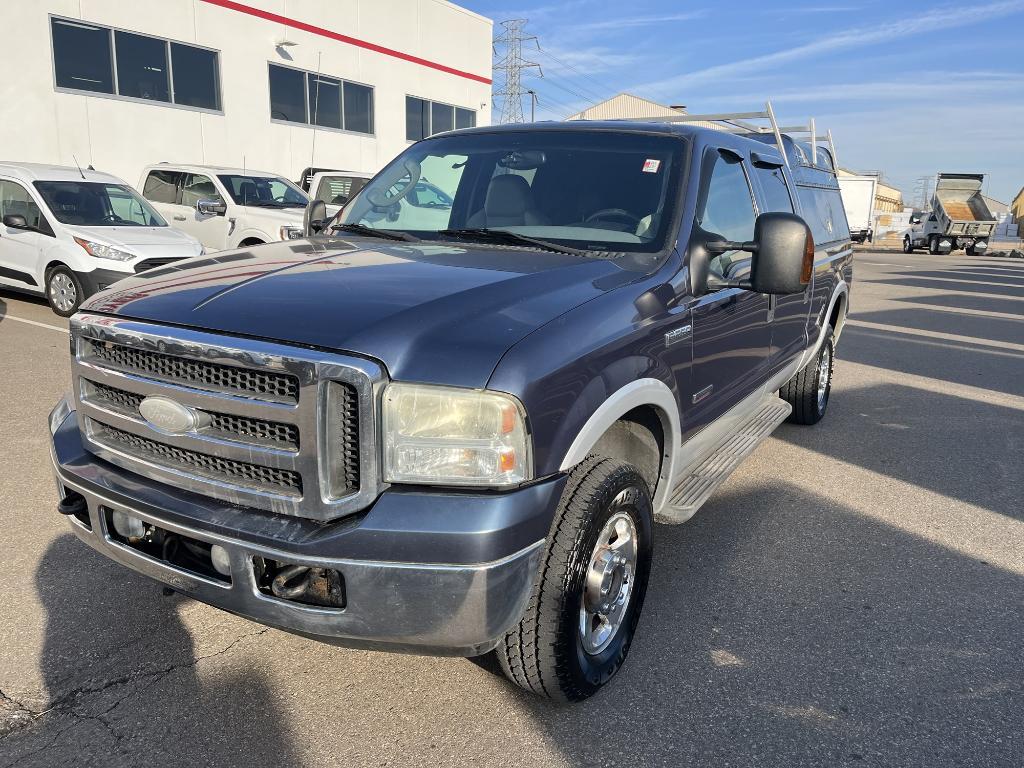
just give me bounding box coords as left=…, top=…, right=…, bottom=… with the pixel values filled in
left=140, top=164, right=311, bottom=251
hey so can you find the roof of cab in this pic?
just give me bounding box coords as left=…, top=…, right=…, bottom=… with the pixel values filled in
left=141, top=163, right=283, bottom=177
left=431, top=120, right=834, bottom=181
left=0, top=162, right=126, bottom=184
left=431, top=120, right=787, bottom=159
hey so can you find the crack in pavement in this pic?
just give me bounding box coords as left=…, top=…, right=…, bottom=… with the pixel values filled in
left=0, top=627, right=270, bottom=768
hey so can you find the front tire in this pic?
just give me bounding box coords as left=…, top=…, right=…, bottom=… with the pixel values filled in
left=45, top=265, right=84, bottom=317
left=903, top=237, right=914, bottom=254
left=780, top=327, right=834, bottom=425
left=496, top=456, right=654, bottom=702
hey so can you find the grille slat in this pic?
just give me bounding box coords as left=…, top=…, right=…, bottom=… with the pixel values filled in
left=84, top=379, right=299, bottom=451
left=83, top=338, right=300, bottom=403
left=90, top=420, right=303, bottom=497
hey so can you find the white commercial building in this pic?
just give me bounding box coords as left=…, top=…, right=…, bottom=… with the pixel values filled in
left=0, top=0, right=493, bottom=187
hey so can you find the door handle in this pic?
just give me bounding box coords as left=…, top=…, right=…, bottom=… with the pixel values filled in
left=173, top=215, right=187, bottom=221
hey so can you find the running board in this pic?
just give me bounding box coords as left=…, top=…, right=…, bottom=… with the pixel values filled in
left=657, top=397, right=792, bottom=524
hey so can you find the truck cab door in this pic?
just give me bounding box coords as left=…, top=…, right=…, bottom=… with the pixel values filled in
left=750, top=161, right=811, bottom=374
left=179, top=173, right=231, bottom=250
left=684, top=148, right=771, bottom=438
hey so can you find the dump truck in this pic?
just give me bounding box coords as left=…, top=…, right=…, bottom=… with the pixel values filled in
left=904, top=173, right=996, bottom=255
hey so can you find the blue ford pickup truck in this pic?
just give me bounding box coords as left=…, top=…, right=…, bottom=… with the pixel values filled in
left=48, top=119, right=852, bottom=702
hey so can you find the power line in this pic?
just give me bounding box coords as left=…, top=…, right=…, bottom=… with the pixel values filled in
left=532, top=46, right=618, bottom=104
left=493, top=20, right=543, bottom=123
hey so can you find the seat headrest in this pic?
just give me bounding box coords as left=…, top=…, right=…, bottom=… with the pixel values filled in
left=484, top=174, right=531, bottom=218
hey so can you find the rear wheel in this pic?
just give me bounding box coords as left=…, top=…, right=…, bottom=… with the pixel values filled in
left=780, top=327, right=834, bottom=425
left=903, top=237, right=914, bottom=254
left=45, top=265, right=84, bottom=317
left=496, top=456, right=654, bottom=702
left=928, top=236, right=939, bottom=255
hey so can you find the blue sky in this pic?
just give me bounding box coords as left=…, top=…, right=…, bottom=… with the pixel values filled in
left=462, top=1, right=1024, bottom=205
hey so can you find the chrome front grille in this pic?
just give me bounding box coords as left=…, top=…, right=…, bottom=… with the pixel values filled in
left=83, top=337, right=301, bottom=403
left=88, top=418, right=303, bottom=496
left=83, top=379, right=301, bottom=451
left=71, top=314, right=385, bottom=520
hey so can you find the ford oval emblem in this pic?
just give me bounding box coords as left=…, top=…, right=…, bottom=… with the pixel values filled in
left=139, top=396, right=197, bottom=434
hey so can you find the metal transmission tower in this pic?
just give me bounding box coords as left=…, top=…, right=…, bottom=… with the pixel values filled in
left=493, top=19, right=542, bottom=123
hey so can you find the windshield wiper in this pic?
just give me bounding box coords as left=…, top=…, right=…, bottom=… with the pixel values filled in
left=438, top=228, right=587, bottom=257
left=332, top=223, right=419, bottom=242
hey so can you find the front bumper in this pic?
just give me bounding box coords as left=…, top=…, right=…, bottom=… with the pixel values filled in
left=49, top=401, right=562, bottom=656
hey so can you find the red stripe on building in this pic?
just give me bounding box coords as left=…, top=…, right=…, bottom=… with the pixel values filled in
left=198, top=0, right=492, bottom=85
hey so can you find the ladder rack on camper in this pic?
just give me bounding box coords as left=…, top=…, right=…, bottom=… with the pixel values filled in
left=614, top=101, right=838, bottom=172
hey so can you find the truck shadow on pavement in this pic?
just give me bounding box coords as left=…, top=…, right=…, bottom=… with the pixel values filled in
left=2, top=534, right=299, bottom=768
left=504, top=479, right=1022, bottom=767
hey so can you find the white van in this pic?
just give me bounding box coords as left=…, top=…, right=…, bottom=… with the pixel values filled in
left=0, top=163, right=203, bottom=316
left=139, top=164, right=311, bottom=252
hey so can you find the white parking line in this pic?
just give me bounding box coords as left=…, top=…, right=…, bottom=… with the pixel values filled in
left=2, top=314, right=69, bottom=334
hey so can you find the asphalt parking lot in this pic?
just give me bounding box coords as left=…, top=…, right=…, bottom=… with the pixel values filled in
left=1, top=249, right=1021, bottom=767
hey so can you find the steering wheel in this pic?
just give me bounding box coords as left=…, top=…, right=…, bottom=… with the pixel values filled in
left=584, top=208, right=642, bottom=231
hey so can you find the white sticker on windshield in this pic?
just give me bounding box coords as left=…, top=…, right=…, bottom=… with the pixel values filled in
left=642, top=159, right=661, bottom=173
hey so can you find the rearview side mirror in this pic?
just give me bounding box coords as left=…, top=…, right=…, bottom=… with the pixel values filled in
left=3, top=214, right=30, bottom=230
left=196, top=199, right=227, bottom=216
left=304, top=199, right=328, bottom=237
left=706, top=212, right=813, bottom=295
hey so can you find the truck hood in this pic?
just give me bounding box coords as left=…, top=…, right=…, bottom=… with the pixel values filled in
left=81, top=236, right=636, bottom=387
left=65, top=225, right=203, bottom=257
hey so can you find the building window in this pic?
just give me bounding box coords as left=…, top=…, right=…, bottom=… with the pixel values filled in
left=170, top=43, right=221, bottom=111
left=50, top=17, right=222, bottom=112
left=406, top=97, right=429, bottom=141
left=269, top=64, right=307, bottom=123
left=115, top=31, right=170, bottom=102
left=52, top=19, right=114, bottom=94
left=406, top=96, right=476, bottom=141
left=344, top=82, right=374, bottom=134
left=309, top=76, right=342, bottom=129
left=268, top=63, right=374, bottom=135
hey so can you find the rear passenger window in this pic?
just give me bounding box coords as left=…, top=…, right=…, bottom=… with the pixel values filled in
left=698, top=152, right=756, bottom=276
left=143, top=170, right=182, bottom=204
left=797, top=186, right=850, bottom=245
left=180, top=174, right=221, bottom=208
left=754, top=166, right=793, bottom=213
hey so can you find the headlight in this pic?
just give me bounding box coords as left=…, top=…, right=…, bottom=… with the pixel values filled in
left=280, top=226, right=304, bottom=240
left=74, top=238, right=135, bottom=262
left=382, top=383, right=531, bottom=487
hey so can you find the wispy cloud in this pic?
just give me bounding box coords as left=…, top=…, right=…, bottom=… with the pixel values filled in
left=717, top=71, right=1024, bottom=105
left=636, top=0, right=1024, bottom=96
left=578, top=11, right=707, bottom=31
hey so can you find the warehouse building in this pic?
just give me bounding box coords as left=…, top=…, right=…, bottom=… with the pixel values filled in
left=0, top=0, right=492, bottom=186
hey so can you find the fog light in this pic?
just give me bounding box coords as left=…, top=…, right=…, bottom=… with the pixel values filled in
left=210, top=544, right=231, bottom=576
left=112, top=511, right=145, bottom=540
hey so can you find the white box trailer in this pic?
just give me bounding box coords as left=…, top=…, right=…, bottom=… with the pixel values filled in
left=837, top=174, right=877, bottom=243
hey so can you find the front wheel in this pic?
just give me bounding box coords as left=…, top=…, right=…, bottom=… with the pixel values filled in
left=903, top=237, right=914, bottom=254
left=780, top=327, right=834, bottom=425
left=45, top=265, right=84, bottom=317
left=496, top=456, right=654, bottom=702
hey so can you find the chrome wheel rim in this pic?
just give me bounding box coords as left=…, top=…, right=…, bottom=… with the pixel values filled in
left=579, top=509, right=637, bottom=655
left=817, top=345, right=831, bottom=412
left=49, top=273, right=77, bottom=312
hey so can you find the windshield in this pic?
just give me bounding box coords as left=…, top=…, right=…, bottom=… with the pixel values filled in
left=34, top=181, right=167, bottom=227
left=338, top=130, right=686, bottom=255
left=217, top=174, right=309, bottom=207
left=315, top=175, right=371, bottom=207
